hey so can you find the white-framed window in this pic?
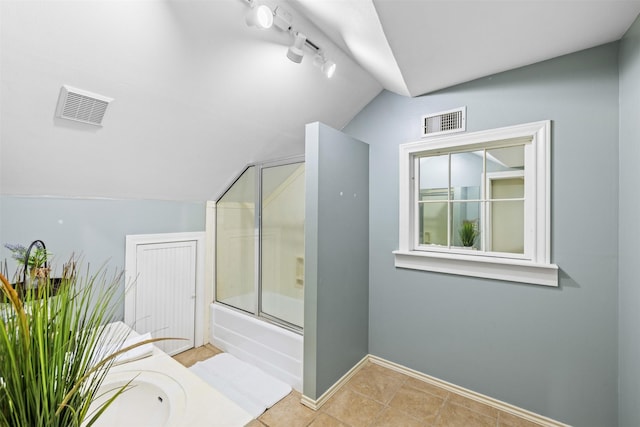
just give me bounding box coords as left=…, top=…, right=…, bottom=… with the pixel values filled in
left=394, top=120, right=558, bottom=286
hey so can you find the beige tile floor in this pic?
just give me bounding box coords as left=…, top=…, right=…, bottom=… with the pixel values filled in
left=174, top=345, right=546, bottom=427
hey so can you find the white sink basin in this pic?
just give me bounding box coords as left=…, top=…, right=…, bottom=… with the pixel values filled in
left=88, top=370, right=187, bottom=427
left=82, top=323, right=254, bottom=426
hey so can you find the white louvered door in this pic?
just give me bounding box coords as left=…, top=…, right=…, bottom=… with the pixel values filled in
left=125, top=232, right=205, bottom=356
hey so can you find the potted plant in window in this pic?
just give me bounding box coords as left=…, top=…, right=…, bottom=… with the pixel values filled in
left=458, top=220, right=479, bottom=249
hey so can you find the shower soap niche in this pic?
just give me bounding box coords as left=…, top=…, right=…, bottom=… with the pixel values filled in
left=295, top=256, right=304, bottom=288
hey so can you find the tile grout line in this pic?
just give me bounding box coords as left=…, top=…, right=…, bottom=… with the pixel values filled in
left=179, top=347, right=544, bottom=427
left=433, top=392, right=451, bottom=426
left=369, top=355, right=564, bottom=426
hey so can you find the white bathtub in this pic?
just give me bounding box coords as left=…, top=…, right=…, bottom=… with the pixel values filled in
left=210, top=302, right=303, bottom=391
left=218, top=292, right=304, bottom=327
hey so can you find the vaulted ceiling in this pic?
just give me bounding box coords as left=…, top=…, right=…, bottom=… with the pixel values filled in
left=1, top=0, right=638, bottom=201
left=295, top=0, right=640, bottom=97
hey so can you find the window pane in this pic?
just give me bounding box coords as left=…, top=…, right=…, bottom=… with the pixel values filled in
left=451, top=151, right=483, bottom=201
left=489, top=200, right=524, bottom=254
left=420, top=188, right=448, bottom=202
left=451, top=202, right=481, bottom=249
left=491, top=177, right=524, bottom=199
left=486, top=145, right=524, bottom=173
left=216, top=166, right=256, bottom=313
left=416, top=144, right=527, bottom=255
left=418, top=202, right=448, bottom=246
left=419, top=155, right=448, bottom=201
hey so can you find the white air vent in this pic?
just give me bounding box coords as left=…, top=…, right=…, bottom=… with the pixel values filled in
left=55, top=85, right=113, bottom=126
left=422, top=106, right=466, bottom=137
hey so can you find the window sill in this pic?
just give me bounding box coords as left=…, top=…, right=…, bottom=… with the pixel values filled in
left=393, top=250, right=558, bottom=287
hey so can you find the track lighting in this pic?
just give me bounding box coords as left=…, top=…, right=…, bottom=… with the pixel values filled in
left=245, top=1, right=273, bottom=29
left=313, top=54, right=337, bottom=78
left=321, top=59, right=336, bottom=78
left=242, top=1, right=337, bottom=77
left=286, top=32, right=306, bottom=64
left=273, top=6, right=292, bottom=31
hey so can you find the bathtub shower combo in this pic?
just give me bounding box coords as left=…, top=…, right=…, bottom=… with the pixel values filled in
left=211, top=158, right=305, bottom=391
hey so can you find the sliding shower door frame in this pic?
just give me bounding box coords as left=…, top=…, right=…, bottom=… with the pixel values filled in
left=215, top=155, right=305, bottom=335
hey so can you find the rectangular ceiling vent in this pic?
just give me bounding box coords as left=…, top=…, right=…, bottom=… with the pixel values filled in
left=55, top=85, right=113, bottom=126
left=422, top=106, right=466, bottom=138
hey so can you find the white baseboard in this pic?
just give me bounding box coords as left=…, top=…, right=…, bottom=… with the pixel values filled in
left=301, top=354, right=569, bottom=427
left=300, top=355, right=369, bottom=411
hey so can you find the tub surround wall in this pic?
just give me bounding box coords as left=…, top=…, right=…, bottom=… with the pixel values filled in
left=303, top=122, right=369, bottom=400
left=618, top=14, right=640, bottom=427
left=344, top=43, right=620, bottom=426
left=219, top=292, right=304, bottom=329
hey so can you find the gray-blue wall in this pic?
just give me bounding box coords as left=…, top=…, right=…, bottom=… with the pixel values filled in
left=0, top=196, right=205, bottom=318
left=304, top=122, right=369, bottom=399
left=344, top=44, right=620, bottom=426
left=618, top=14, right=640, bottom=427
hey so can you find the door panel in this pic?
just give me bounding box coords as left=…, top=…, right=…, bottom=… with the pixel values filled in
left=134, top=240, right=197, bottom=355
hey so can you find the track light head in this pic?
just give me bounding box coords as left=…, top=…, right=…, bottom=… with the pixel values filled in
left=246, top=3, right=273, bottom=29
left=322, top=59, right=336, bottom=78
left=313, top=54, right=337, bottom=78
left=287, top=32, right=306, bottom=64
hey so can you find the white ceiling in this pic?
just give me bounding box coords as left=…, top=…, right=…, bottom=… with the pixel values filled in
left=293, top=0, right=640, bottom=96
left=1, top=0, right=639, bottom=201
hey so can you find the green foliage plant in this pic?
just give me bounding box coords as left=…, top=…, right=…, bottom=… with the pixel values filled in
left=4, top=243, right=53, bottom=289
left=458, top=220, right=479, bottom=247
left=0, top=258, right=164, bottom=427
left=4, top=243, right=50, bottom=271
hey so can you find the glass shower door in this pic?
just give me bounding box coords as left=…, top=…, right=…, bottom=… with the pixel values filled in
left=215, top=166, right=256, bottom=313
left=260, top=163, right=305, bottom=329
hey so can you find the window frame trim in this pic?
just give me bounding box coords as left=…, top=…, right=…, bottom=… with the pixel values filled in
left=395, top=120, right=558, bottom=287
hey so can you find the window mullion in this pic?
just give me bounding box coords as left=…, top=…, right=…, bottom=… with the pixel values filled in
left=481, top=149, right=486, bottom=253
left=447, top=153, right=452, bottom=248
left=412, top=156, right=419, bottom=249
